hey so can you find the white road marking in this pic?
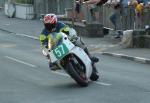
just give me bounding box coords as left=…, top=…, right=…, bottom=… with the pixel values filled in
left=15, top=33, right=39, bottom=40
left=51, top=71, right=112, bottom=86
left=134, top=57, right=147, bottom=63
left=5, top=56, right=37, bottom=68
left=0, top=43, right=16, bottom=48
left=103, top=27, right=114, bottom=31
left=51, top=71, right=70, bottom=77
left=95, top=81, right=112, bottom=86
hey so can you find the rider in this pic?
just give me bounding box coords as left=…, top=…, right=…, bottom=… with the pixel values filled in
left=39, top=13, right=99, bottom=71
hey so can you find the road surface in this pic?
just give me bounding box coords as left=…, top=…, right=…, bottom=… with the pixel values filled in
left=0, top=30, right=150, bottom=103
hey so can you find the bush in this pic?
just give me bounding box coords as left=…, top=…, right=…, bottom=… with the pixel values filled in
left=16, top=0, right=34, bottom=4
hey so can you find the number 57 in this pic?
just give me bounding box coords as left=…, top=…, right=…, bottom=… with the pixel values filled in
left=54, top=45, right=65, bottom=57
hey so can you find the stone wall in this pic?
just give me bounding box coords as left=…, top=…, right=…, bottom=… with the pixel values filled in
left=133, top=29, right=150, bottom=48
left=65, top=21, right=104, bottom=37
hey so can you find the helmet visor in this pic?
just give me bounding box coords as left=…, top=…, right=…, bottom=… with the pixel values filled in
left=44, top=23, right=56, bottom=31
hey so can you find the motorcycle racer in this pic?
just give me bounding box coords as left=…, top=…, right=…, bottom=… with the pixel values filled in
left=39, top=14, right=99, bottom=78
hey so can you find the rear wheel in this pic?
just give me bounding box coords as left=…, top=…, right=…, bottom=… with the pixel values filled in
left=66, top=58, right=88, bottom=87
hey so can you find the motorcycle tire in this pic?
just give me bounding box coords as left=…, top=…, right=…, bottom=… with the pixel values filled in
left=66, top=61, right=88, bottom=87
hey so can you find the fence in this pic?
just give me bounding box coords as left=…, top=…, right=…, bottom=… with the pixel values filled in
left=0, top=0, right=7, bottom=8
left=15, top=0, right=33, bottom=4
left=34, top=0, right=74, bottom=18
left=82, top=4, right=150, bottom=30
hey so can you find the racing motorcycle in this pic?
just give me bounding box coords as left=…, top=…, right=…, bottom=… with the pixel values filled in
left=44, top=29, right=99, bottom=87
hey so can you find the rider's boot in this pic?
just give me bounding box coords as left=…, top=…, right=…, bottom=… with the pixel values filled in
left=84, top=47, right=99, bottom=63
left=90, top=56, right=99, bottom=63
left=90, top=63, right=99, bottom=81
left=49, top=61, right=60, bottom=71
left=84, top=48, right=99, bottom=81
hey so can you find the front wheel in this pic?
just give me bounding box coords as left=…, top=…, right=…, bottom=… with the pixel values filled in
left=66, top=60, right=88, bottom=87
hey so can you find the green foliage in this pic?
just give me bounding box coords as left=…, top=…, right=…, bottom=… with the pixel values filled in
left=16, top=0, right=34, bottom=4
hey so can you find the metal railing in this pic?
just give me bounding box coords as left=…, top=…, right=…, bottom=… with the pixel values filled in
left=15, top=0, right=33, bottom=4
left=0, top=0, right=7, bottom=8
left=34, top=0, right=74, bottom=18
left=81, top=4, right=150, bottom=30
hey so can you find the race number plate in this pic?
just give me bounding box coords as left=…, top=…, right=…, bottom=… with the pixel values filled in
left=53, top=43, right=69, bottom=60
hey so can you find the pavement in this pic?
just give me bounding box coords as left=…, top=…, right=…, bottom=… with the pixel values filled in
left=0, top=9, right=150, bottom=65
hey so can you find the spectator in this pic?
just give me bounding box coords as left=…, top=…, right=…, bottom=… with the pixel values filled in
left=7, top=0, right=15, bottom=18
left=85, top=0, right=108, bottom=22
left=132, top=1, right=144, bottom=29
left=75, top=0, right=84, bottom=22
left=120, top=0, right=129, bottom=14
left=137, top=0, right=148, bottom=6
left=119, top=0, right=129, bottom=29
left=109, top=3, right=121, bottom=30
left=133, top=1, right=143, bottom=17
left=115, top=0, right=129, bottom=38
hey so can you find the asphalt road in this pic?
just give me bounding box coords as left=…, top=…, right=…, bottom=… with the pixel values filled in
left=0, top=30, right=150, bottom=103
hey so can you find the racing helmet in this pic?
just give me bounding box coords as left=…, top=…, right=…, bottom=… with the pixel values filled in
left=43, top=14, right=57, bottom=31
